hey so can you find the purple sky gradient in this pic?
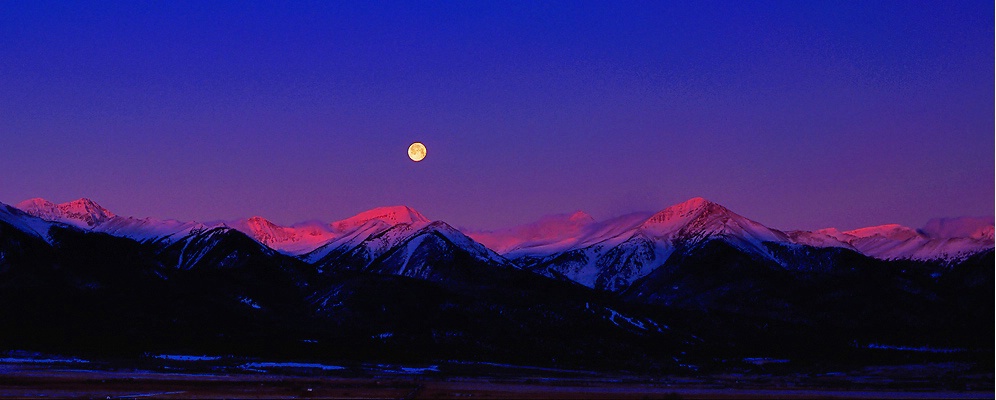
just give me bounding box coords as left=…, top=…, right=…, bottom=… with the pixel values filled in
left=1, top=1, right=992, bottom=231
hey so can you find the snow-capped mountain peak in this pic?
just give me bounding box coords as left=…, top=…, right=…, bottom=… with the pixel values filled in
left=639, top=197, right=786, bottom=244
left=8, top=195, right=991, bottom=266
left=642, top=197, right=719, bottom=231
left=804, top=221, right=993, bottom=262
left=215, top=216, right=339, bottom=255
left=812, top=227, right=849, bottom=241
left=643, top=197, right=715, bottom=225
left=16, top=197, right=116, bottom=228
left=61, top=198, right=116, bottom=226
left=786, top=229, right=855, bottom=249
left=15, top=198, right=59, bottom=219
left=972, top=226, right=995, bottom=241
left=418, top=221, right=512, bottom=266
left=64, top=197, right=113, bottom=214
left=331, top=205, right=430, bottom=232
left=242, top=216, right=293, bottom=245
left=246, top=215, right=278, bottom=229
left=844, top=224, right=922, bottom=241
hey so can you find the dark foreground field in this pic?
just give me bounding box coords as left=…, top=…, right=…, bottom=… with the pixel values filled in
left=0, top=358, right=991, bottom=399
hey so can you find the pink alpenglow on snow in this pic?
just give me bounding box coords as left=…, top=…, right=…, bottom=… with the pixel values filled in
left=330, top=206, right=430, bottom=233
left=226, top=216, right=337, bottom=255
left=802, top=223, right=995, bottom=261
left=638, top=197, right=788, bottom=245
left=17, top=198, right=116, bottom=228
left=11, top=197, right=994, bottom=265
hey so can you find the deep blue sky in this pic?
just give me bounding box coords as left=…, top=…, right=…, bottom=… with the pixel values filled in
left=1, top=1, right=992, bottom=230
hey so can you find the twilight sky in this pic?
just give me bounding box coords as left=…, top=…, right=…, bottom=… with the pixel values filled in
left=1, top=1, right=992, bottom=231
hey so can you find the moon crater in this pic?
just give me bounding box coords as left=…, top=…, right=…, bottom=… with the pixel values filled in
left=408, top=142, right=426, bottom=162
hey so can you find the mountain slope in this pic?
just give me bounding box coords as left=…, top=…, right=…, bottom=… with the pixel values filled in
left=17, top=198, right=116, bottom=228
left=468, top=211, right=597, bottom=254
left=1, top=203, right=57, bottom=241
left=520, top=198, right=793, bottom=292
left=17, top=196, right=991, bottom=266
left=222, top=216, right=337, bottom=254
left=11, top=199, right=436, bottom=257
left=0, top=200, right=692, bottom=371
left=622, top=238, right=994, bottom=349
left=314, top=220, right=515, bottom=287
left=920, top=216, right=995, bottom=240
left=798, top=223, right=994, bottom=262
left=1, top=198, right=993, bottom=371
left=482, top=198, right=992, bottom=293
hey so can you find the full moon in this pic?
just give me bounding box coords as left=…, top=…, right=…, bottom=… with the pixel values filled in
left=408, top=142, right=426, bottom=162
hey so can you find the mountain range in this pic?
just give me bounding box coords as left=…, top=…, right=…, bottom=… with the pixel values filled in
left=12, top=197, right=992, bottom=292
left=15, top=197, right=994, bottom=259
left=0, top=196, right=992, bottom=372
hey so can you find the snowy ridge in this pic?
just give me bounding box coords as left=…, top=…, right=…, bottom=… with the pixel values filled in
left=231, top=206, right=430, bottom=256
left=785, top=230, right=856, bottom=250
left=349, top=221, right=428, bottom=266
left=541, top=236, right=676, bottom=290
left=365, top=220, right=515, bottom=281
left=331, top=206, right=429, bottom=233
left=9, top=197, right=993, bottom=267
left=173, top=229, right=228, bottom=270
left=15, top=198, right=206, bottom=244
left=814, top=224, right=992, bottom=262
left=225, top=216, right=336, bottom=254
left=17, top=198, right=115, bottom=228
left=10, top=199, right=441, bottom=257
left=97, top=217, right=208, bottom=244
left=420, top=221, right=512, bottom=267
left=845, top=224, right=922, bottom=241
left=476, top=197, right=992, bottom=291
left=513, top=198, right=793, bottom=291
left=779, top=221, right=994, bottom=262
left=0, top=203, right=58, bottom=241
left=166, top=227, right=277, bottom=270
left=637, top=197, right=788, bottom=254
left=303, top=218, right=433, bottom=271
left=302, top=219, right=392, bottom=264
left=305, top=216, right=514, bottom=278
left=487, top=197, right=992, bottom=267
left=295, top=206, right=435, bottom=260
left=469, top=212, right=650, bottom=259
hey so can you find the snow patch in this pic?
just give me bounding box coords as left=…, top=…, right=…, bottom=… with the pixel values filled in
left=865, top=344, right=965, bottom=353
left=0, top=357, right=89, bottom=364
left=240, top=297, right=262, bottom=309
left=154, top=354, right=223, bottom=361
left=239, top=362, right=345, bottom=371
